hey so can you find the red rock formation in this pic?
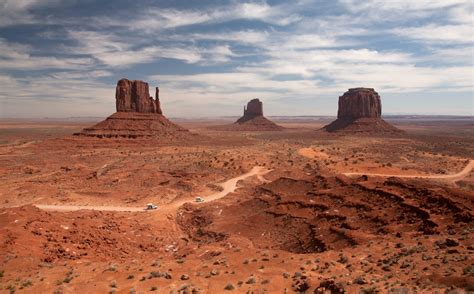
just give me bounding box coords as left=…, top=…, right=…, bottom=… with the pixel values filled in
left=237, top=99, right=265, bottom=123
left=213, top=98, right=283, bottom=131
left=337, top=88, right=381, bottom=119
left=75, top=79, right=190, bottom=139
left=323, top=88, right=401, bottom=133
left=243, top=98, right=263, bottom=117
left=115, top=79, right=162, bottom=114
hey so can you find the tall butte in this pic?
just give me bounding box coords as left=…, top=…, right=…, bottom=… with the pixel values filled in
left=322, top=88, right=401, bottom=133
left=217, top=98, right=283, bottom=131
left=75, top=79, right=188, bottom=139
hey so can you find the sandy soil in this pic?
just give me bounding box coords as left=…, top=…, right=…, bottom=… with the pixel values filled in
left=0, top=118, right=473, bottom=293
left=32, top=166, right=270, bottom=212
left=343, top=160, right=474, bottom=181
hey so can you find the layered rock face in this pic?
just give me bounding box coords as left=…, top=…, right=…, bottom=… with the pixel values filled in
left=337, top=88, right=381, bottom=119
left=116, top=79, right=162, bottom=114
left=323, top=88, right=401, bottom=133
left=75, top=79, right=189, bottom=139
left=214, top=98, right=283, bottom=131
left=237, top=99, right=265, bottom=123
left=243, top=98, right=263, bottom=117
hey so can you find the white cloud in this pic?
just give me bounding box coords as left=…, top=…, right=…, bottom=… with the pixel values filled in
left=0, top=0, right=62, bottom=27
left=392, top=24, right=473, bottom=44
left=0, top=38, right=94, bottom=70
left=448, top=4, right=473, bottom=24
left=0, top=74, right=114, bottom=118
left=111, top=1, right=300, bottom=33
left=0, top=1, right=473, bottom=117
left=0, top=0, right=61, bottom=11
left=49, top=70, right=112, bottom=79
left=340, top=0, right=469, bottom=12
left=65, top=30, right=196, bottom=66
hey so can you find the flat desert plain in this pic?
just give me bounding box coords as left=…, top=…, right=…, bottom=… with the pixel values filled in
left=0, top=117, right=473, bottom=293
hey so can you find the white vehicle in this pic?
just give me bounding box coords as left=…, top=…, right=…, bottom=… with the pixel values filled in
left=146, top=203, right=158, bottom=210
left=194, top=197, right=204, bottom=203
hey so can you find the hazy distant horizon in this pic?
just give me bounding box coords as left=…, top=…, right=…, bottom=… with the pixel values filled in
left=0, top=0, right=473, bottom=118
left=1, top=113, right=473, bottom=121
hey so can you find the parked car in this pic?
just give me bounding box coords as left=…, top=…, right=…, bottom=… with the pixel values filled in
left=146, top=203, right=158, bottom=210
left=194, top=197, right=204, bottom=203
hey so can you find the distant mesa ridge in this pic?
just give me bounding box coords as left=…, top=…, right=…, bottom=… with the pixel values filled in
left=74, top=78, right=188, bottom=139
left=323, top=87, right=402, bottom=133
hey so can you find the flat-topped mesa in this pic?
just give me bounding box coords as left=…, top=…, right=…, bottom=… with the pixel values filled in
left=322, top=87, right=402, bottom=134
left=116, top=79, right=162, bottom=114
left=214, top=98, right=283, bottom=131
left=337, top=88, right=381, bottom=119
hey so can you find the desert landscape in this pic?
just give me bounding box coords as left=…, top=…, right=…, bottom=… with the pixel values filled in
left=1, top=1, right=473, bottom=293
left=0, top=81, right=472, bottom=294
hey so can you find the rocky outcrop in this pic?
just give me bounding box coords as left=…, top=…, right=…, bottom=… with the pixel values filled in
left=213, top=98, right=283, bottom=131
left=237, top=99, right=264, bottom=123
left=116, top=79, right=162, bottom=114
left=323, top=88, right=401, bottom=134
left=337, top=88, right=381, bottom=119
left=244, top=98, right=263, bottom=116
left=75, top=79, right=190, bottom=139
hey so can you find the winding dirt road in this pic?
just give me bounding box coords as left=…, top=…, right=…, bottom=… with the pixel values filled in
left=343, top=159, right=473, bottom=181
left=35, top=205, right=145, bottom=212
left=34, top=166, right=271, bottom=212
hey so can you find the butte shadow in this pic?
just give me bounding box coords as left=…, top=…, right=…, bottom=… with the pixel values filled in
left=75, top=79, right=193, bottom=140
left=211, top=98, right=284, bottom=131
left=322, top=88, right=402, bottom=134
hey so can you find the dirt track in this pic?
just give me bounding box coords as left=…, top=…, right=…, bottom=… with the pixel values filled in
left=33, top=166, right=271, bottom=212
left=343, top=159, right=473, bottom=181
left=34, top=205, right=146, bottom=212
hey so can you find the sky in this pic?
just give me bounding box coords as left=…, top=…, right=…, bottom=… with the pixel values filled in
left=0, top=0, right=473, bottom=118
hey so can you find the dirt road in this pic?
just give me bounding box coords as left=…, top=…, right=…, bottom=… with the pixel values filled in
left=200, top=166, right=271, bottom=202
left=35, top=205, right=146, bottom=212
left=33, top=166, right=271, bottom=212
left=343, top=159, right=473, bottom=181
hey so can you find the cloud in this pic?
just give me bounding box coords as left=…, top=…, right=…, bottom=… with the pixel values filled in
left=340, top=0, right=468, bottom=12
left=392, top=24, right=473, bottom=45
left=65, top=30, right=240, bottom=67
left=101, top=1, right=301, bottom=34
left=0, top=1, right=472, bottom=117
left=0, top=74, right=114, bottom=118
left=0, top=38, right=94, bottom=70
left=0, top=0, right=63, bottom=27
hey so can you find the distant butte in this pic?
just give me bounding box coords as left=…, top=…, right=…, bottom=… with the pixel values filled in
left=75, top=79, right=189, bottom=139
left=322, top=88, right=402, bottom=133
left=215, top=98, right=284, bottom=131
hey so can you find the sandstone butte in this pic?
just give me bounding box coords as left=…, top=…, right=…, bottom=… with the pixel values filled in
left=75, top=79, right=188, bottom=139
left=215, top=98, right=284, bottom=131
left=323, top=88, right=402, bottom=133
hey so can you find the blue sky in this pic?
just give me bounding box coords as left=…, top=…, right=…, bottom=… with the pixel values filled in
left=0, top=0, right=472, bottom=118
